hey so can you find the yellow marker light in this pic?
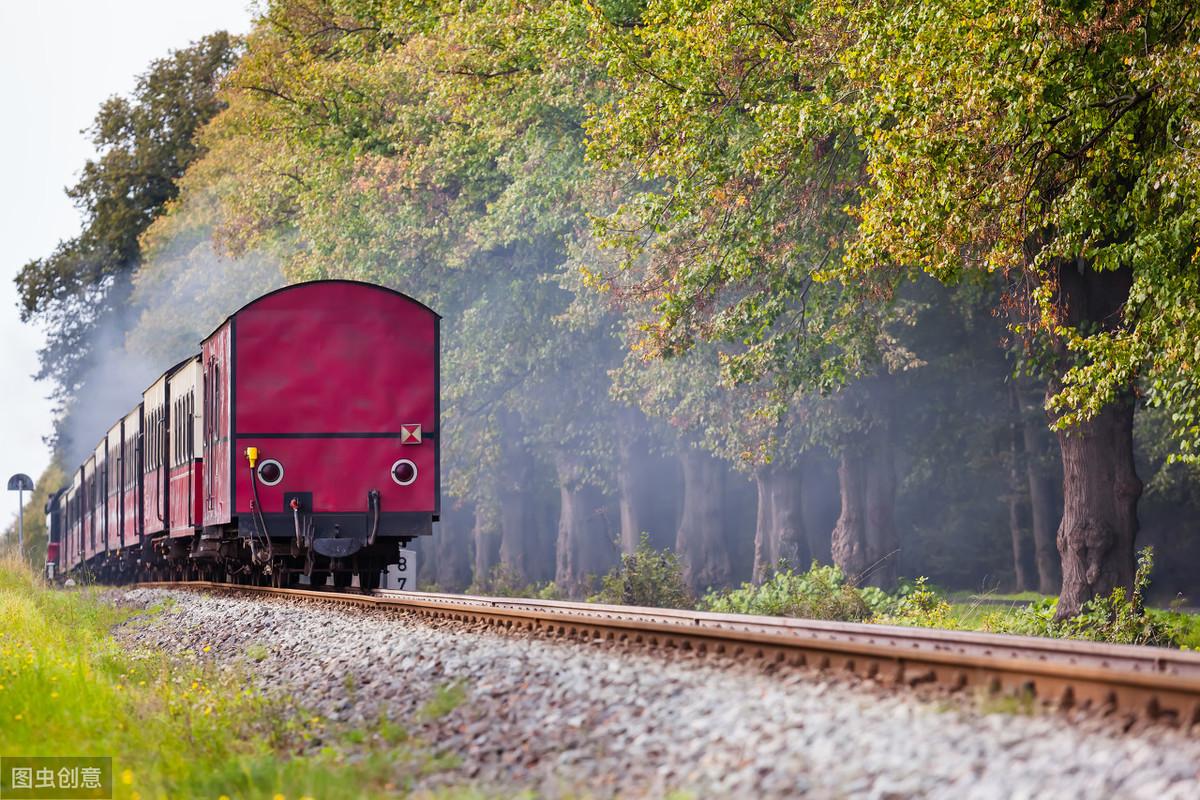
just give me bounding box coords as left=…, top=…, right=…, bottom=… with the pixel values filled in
left=245, top=447, right=259, bottom=467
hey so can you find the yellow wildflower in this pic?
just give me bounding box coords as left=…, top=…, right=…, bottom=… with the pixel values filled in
left=121, top=769, right=134, bottom=785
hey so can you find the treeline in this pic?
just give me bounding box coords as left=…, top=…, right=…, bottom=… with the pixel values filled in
left=15, top=1, right=1200, bottom=615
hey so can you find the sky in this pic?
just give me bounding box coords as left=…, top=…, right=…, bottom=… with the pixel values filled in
left=0, top=0, right=256, bottom=533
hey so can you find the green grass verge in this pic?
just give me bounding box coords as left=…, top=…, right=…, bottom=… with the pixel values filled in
left=0, top=556, right=471, bottom=799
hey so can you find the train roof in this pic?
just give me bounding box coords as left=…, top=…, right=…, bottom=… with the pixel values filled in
left=139, top=355, right=196, bottom=396
left=200, top=279, right=441, bottom=341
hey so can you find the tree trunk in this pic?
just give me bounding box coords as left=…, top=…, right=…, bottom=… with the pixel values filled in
left=498, top=427, right=539, bottom=582
left=675, top=445, right=731, bottom=592
left=1017, top=387, right=1062, bottom=595
left=616, top=408, right=656, bottom=554
left=1006, top=384, right=1033, bottom=592
left=472, top=502, right=500, bottom=585
left=830, top=388, right=897, bottom=588
left=554, top=452, right=617, bottom=595
left=1052, top=391, right=1142, bottom=618
left=800, top=453, right=838, bottom=564
left=434, top=504, right=474, bottom=592
left=1047, top=261, right=1141, bottom=619
left=752, top=462, right=809, bottom=581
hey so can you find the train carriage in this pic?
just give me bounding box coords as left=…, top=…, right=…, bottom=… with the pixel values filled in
left=200, top=280, right=440, bottom=588
left=51, top=280, right=440, bottom=587
left=142, top=362, right=185, bottom=541
left=82, top=456, right=97, bottom=564
left=94, top=440, right=110, bottom=560
left=167, top=357, right=203, bottom=538
left=65, top=473, right=81, bottom=572
left=121, top=405, right=142, bottom=550
left=45, top=489, right=63, bottom=581
left=105, top=421, right=122, bottom=555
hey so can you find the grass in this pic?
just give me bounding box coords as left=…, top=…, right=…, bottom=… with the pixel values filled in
left=690, top=551, right=1200, bottom=649
left=0, top=555, right=474, bottom=799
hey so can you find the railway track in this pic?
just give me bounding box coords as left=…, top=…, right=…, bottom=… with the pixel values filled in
left=134, top=581, right=1200, bottom=728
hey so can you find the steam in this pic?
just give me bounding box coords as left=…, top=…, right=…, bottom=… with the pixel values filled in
left=59, top=200, right=284, bottom=469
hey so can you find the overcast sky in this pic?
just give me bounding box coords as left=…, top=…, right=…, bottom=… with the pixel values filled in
left=0, top=1, right=255, bottom=532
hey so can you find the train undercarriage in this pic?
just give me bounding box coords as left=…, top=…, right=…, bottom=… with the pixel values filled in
left=74, top=533, right=411, bottom=590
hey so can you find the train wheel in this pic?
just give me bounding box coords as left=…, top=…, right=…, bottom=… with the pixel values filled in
left=332, top=571, right=352, bottom=589
left=309, top=571, right=328, bottom=588
left=358, top=570, right=380, bottom=592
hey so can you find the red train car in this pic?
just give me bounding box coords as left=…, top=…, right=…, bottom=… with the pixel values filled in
left=51, top=280, right=439, bottom=587
left=120, top=405, right=142, bottom=550
left=104, top=421, right=122, bottom=555
left=44, top=489, right=64, bottom=581
left=168, top=357, right=203, bottom=538
left=82, top=455, right=97, bottom=564
left=200, top=281, right=439, bottom=587
left=142, top=370, right=169, bottom=540
left=64, top=472, right=81, bottom=573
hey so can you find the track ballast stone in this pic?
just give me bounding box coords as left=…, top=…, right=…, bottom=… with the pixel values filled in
left=111, top=588, right=1200, bottom=799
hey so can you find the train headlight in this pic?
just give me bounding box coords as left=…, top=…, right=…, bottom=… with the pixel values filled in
left=390, top=458, right=417, bottom=486
left=257, top=459, right=284, bottom=486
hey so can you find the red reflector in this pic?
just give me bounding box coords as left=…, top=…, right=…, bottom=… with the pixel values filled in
left=391, top=459, right=417, bottom=486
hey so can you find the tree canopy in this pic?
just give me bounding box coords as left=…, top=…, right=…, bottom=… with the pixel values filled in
left=17, top=1, right=1200, bottom=611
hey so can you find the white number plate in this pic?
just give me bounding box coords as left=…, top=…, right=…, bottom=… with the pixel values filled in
left=385, top=548, right=417, bottom=590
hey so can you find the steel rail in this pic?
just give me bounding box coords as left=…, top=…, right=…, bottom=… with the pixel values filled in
left=133, top=581, right=1200, bottom=726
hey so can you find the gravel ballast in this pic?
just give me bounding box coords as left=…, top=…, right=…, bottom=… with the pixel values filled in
left=112, top=587, right=1200, bottom=799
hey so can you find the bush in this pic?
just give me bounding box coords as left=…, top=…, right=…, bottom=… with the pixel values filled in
left=984, top=547, right=1182, bottom=647
left=700, top=562, right=884, bottom=622
left=590, top=535, right=693, bottom=609
left=873, top=577, right=958, bottom=628
left=467, top=564, right=565, bottom=600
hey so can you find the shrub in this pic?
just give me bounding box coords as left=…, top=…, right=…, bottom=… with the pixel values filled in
left=467, top=564, right=564, bottom=600
left=984, top=547, right=1182, bottom=647
left=591, top=535, right=693, bottom=609
left=873, top=577, right=958, bottom=628
left=700, top=562, right=878, bottom=622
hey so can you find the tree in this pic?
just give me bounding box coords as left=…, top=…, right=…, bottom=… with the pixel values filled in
left=585, top=0, right=913, bottom=586
left=834, top=0, right=1200, bottom=616
left=172, top=0, right=627, bottom=592
left=15, top=33, right=240, bottom=453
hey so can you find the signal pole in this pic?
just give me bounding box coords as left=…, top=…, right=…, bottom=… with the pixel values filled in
left=7, top=473, right=34, bottom=555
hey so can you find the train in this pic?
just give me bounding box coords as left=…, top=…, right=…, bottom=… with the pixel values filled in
left=41, top=280, right=439, bottom=589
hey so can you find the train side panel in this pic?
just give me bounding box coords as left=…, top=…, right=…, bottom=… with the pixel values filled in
left=63, top=481, right=78, bottom=573
left=168, top=357, right=203, bottom=536
left=105, top=422, right=122, bottom=555
left=142, top=373, right=170, bottom=538
left=66, top=472, right=81, bottom=572
left=202, top=322, right=232, bottom=528
left=122, top=406, right=143, bottom=549
left=83, top=457, right=96, bottom=563
left=94, top=442, right=109, bottom=557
